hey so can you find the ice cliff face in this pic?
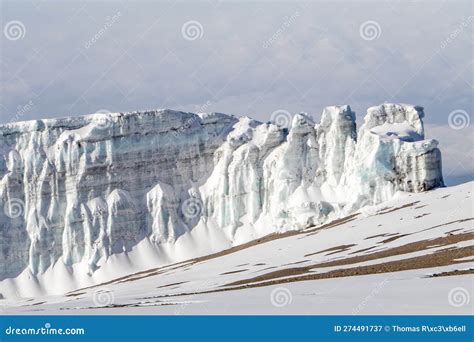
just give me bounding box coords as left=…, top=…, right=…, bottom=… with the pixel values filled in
left=0, top=104, right=443, bottom=281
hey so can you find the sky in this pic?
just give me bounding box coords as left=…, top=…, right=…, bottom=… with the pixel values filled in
left=0, top=0, right=472, bottom=185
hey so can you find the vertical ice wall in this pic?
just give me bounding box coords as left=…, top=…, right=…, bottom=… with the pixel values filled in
left=0, top=104, right=443, bottom=280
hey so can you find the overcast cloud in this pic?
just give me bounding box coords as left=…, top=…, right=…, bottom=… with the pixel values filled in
left=0, top=0, right=472, bottom=184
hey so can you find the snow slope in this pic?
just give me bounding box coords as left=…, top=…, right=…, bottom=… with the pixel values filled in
left=0, top=103, right=444, bottom=297
left=1, top=182, right=471, bottom=314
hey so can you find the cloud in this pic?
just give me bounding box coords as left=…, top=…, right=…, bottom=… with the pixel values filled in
left=0, top=1, right=472, bottom=184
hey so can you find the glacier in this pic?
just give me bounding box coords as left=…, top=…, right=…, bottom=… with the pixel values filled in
left=0, top=103, right=443, bottom=296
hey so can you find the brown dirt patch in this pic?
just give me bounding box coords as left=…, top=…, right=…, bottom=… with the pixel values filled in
left=349, top=246, right=378, bottom=254
left=429, top=269, right=474, bottom=277
left=304, top=213, right=359, bottom=236
left=220, top=269, right=249, bottom=275
left=414, top=213, right=430, bottom=219
left=365, top=233, right=392, bottom=240
left=132, top=244, right=473, bottom=301
left=380, top=234, right=411, bottom=244
left=156, top=281, right=188, bottom=289
left=282, top=260, right=311, bottom=266
left=304, top=244, right=357, bottom=257
left=376, top=201, right=420, bottom=215
left=227, top=232, right=473, bottom=287
left=414, top=205, right=428, bottom=209
left=415, top=218, right=473, bottom=234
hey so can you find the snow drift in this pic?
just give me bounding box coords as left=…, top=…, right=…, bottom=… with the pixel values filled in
left=0, top=103, right=443, bottom=294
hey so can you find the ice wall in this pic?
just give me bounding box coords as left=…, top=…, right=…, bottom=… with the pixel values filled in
left=0, top=104, right=443, bottom=280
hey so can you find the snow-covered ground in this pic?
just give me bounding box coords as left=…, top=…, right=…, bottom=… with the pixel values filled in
left=1, top=266, right=472, bottom=315
left=1, top=182, right=472, bottom=315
